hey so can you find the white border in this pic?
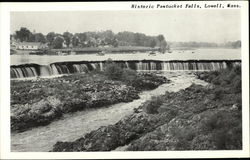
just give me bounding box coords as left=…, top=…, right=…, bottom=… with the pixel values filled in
left=0, top=1, right=249, bottom=159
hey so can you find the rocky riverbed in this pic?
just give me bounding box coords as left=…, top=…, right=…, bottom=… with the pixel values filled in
left=12, top=71, right=203, bottom=152
left=11, top=72, right=167, bottom=133
left=52, top=67, right=242, bottom=151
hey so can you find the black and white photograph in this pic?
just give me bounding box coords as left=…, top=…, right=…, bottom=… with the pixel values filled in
left=0, top=1, right=249, bottom=159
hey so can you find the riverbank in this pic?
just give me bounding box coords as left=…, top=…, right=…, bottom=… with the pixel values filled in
left=52, top=66, right=242, bottom=151
left=11, top=71, right=167, bottom=133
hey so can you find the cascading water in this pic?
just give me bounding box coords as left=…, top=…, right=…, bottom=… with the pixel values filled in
left=99, top=62, right=103, bottom=71
left=10, top=60, right=241, bottom=79
left=40, top=65, right=52, bottom=76
left=73, top=64, right=88, bottom=73
left=91, top=63, right=97, bottom=70
left=11, top=67, right=37, bottom=78
left=51, top=64, right=60, bottom=75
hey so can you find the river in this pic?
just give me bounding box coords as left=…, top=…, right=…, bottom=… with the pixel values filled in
left=11, top=48, right=241, bottom=66
left=11, top=71, right=207, bottom=152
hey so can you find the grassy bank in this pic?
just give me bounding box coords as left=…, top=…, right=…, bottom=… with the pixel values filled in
left=52, top=66, right=242, bottom=151
left=11, top=65, right=167, bottom=133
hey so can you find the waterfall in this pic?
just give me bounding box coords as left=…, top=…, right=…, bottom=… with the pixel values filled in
left=134, top=61, right=223, bottom=71
left=40, top=65, right=52, bottom=77
left=91, top=63, right=97, bottom=70
left=51, top=64, right=60, bottom=75
left=11, top=68, right=21, bottom=78
left=142, top=62, right=149, bottom=71
left=159, top=61, right=230, bottom=71
left=73, top=64, right=89, bottom=73
left=136, top=62, right=142, bottom=71
left=125, top=62, right=129, bottom=69
left=61, top=65, right=70, bottom=74
left=99, top=62, right=103, bottom=71
left=150, top=62, right=156, bottom=70
left=10, top=60, right=241, bottom=79
left=11, top=67, right=38, bottom=78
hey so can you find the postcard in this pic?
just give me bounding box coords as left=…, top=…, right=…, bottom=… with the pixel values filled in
left=0, top=1, right=249, bottom=159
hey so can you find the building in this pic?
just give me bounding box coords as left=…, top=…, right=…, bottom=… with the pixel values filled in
left=10, top=41, right=18, bottom=50
left=15, top=42, right=48, bottom=50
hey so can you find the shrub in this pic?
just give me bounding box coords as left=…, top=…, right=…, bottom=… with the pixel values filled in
left=130, top=76, right=144, bottom=90
left=232, top=76, right=241, bottom=93
left=211, top=76, right=221, bottom=85
left=104, top=62, right=124, bottom=80
left=143, top=96, right=164, bottom=114
left=212, top=124, right=242, bottom=150
left=121, top=68, right=138, bottom=84
left=170, top=126, right=196, bottom=150
left=198, top=65, right=241, bottom=89
left=199, top=111, right=242, bottom=149
left=235, top=94, right=242, bottom=110
left=212, top=88, right=223, bottom=100
left=207, top=73, right=217, bottom=83
left=232, top=65, right=241, bottom=75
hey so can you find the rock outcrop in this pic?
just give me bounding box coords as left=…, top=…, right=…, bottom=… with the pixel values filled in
left=52, top=82, right=242, bottom=151
left=11, top=73, right=167, bottom=133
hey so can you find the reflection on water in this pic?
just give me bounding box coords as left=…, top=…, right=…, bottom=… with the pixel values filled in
left=11, top=72, right=207, bottom=152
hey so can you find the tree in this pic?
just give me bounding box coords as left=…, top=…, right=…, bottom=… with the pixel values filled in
left=111, top=38, right=118, bottom=47
left=157, top=34, right=165, bottom=42
left=76, top=33, right=87, bottom=45
left=157, top=34, right=168, bottom=53
left=28, top=33, right=35, bottom=42
left=134, top=33, right=141, bottom=46
left=150, top=39, right=157, bottom=48
left=103, top=30, right=114, bottom=40
left=15, top=27, right=32, bottom=42
left=72, top=36, right=80, bottom=47
left=104, top=37, right=112, bottom=45
left=232, top=40, right=241, bottom=48
left=46, top=32, right=56, bottom=46
left=52, top=36, right=64, bottom=49
left=159, top=40, right=167, bottom=53
left=34, top=33, right=46, bottom=43
left=63, top=32, right=73, bottom=47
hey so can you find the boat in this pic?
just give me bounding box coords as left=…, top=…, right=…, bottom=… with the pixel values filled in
left=97, top=51, right=106, bottom=56
left=148, top=52, right=156, bottom=56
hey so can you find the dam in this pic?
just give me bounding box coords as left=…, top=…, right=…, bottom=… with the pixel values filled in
left=10, top=48, right=241, bottom=79
left=11, top=60, right=241, bottom=79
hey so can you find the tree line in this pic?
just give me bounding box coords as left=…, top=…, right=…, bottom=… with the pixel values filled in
left=11, top=27, right=169, bottom=52
left=169, top=41, right=241, bottom=49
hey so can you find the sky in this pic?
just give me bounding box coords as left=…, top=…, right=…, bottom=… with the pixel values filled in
left=10, top=10, right=241, bottom=43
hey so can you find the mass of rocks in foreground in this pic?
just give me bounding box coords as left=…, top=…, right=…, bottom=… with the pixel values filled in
left=11, top=72, right=167, bottom=133
left=52, top=66, right=242, bottom=151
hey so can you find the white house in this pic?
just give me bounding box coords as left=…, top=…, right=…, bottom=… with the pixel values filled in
left=10, top=41, right=18, bottom=50
left=16, top=42, right=48, bottom=50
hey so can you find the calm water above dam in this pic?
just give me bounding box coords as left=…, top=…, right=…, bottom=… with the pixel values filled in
left=11, top=48, right=241, bottom=66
